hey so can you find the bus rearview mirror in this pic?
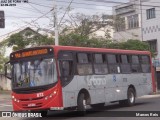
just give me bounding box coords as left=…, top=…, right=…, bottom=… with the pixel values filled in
left=4, top=61, right=12, bottom=80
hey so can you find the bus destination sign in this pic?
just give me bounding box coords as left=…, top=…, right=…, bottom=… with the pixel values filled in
left=12, top=48, right=48, bottom=59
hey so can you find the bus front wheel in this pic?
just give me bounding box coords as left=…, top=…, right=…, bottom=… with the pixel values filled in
left=77, top=93, right=87, bottom=115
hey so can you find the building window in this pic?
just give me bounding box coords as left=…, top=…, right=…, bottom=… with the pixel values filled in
left=127, top=14, right=139, bottom=29
left=147, top=39, right=157, bottom=53
left=146, top=8, right=155, bottom=19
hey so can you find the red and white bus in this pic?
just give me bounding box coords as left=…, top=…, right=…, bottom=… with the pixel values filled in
left=5, top=45, right=156, bottom=116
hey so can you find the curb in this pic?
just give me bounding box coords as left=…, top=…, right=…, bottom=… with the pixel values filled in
left=0, top=90, right=11, bottom=94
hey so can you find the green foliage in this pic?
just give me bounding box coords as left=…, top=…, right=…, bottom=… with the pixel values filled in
left=59, top=34, right=152, bottom=55
left=7, top=33, right=29, bottom=51
left=59, top=33, right=107, bottom=48
left=119, top=39, right=149, bottom=51
left=0, top=46, right=9, bottom=73
left=106, top=39, right=149, bottom=50
left=30, top=35, right=54, bottom=46
left=7, top=32, right=54, bottom=51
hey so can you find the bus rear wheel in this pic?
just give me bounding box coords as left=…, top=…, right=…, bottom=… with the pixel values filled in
left=119, top=88, right=135, bottom=107
left=127, top=88, right=135, bottom=106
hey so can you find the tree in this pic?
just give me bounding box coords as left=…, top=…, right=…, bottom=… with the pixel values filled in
left=0, top=45, right=9, bottom=73
left=60, top=13, right=113, bottom=39
left=7, top=33, right=29, bottom=51
left=7, top=32, right=54, bottom=51
left=59, top=32, right=106, bottom=48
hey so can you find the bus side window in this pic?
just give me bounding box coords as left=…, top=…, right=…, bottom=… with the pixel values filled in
left=61, top=61, right=73, bottom=77
left=107, top=54, right=119, bottom=74
left=140, top=55, right=151, bottom=73
left=131, top=55, right=141, bottom=73
left=77, top=53, right=93, bottom=75
left=120, top=55, right=131, bottom=73
left=94, top=53, right=108, bottom=74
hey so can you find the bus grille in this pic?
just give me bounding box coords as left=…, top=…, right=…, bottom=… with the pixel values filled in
left=22, top=103, right=42, bottom=109
left=20, top=97, right=43, bottom=101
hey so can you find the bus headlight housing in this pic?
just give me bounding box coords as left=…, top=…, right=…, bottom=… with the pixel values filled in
left=12, top=96, right=20, bottom=103
left=44, top=90, right=57, bottom=100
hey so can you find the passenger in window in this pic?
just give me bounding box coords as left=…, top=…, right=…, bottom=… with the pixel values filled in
left=62, top=61, right=70, bottom=77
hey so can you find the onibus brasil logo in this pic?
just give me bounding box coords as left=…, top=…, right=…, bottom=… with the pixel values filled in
left=1, top=112, right=42, bottom=118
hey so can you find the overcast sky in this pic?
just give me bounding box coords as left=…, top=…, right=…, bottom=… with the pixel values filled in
left=0, top=0, right=129, bottom=40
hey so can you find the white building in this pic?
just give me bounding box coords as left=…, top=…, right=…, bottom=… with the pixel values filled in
left=113, top=0, right=141, bottom=41
left=113, top=0, right=160, bottom=90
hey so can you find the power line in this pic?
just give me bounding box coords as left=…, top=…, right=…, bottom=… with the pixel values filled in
left=14, top=6, right=48, bottom=14
left=28, top=1, right=160, bottom=14
left=59, top=0, right=74, bottom=25
left=83, top=0, right=125, bottom=4
left=57, top=1, right=160, bottom=12
left=5, top=16, right=52, bottom=18
left=57, top=0, right=114, bottom=7
left=28, top=3, right=53, bottom=22
left=58, top=5, right=112, bottom=11
left=83, top=0, right=160, bottom=8
left=28, top=1, right=53, bottom=8
left=0, top=9, right=53, bottom=39
left=6, top=12, right=41, bottom=17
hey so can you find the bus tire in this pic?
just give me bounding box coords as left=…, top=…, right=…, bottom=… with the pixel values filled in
left=126, top=88, right=135, bottom=106
left=77, top=93, right=87, bottom=115
left=91, top=103, right=105, bottom=110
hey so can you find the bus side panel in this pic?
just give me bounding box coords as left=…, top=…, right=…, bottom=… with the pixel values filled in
left=62, top=73, right=152, bottom=108
left=62, top=76, right=78, bottom=108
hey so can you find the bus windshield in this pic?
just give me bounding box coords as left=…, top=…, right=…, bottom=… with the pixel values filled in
left=12, top=58, right=57, bottom=89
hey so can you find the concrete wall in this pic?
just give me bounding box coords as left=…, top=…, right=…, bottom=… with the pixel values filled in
left=113, top=28, right=141, bottom=41
left=0, top=74, right=11, bottom=90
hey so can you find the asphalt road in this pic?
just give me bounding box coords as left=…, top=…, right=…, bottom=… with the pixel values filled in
left=0, top=94, right=160, bottom=120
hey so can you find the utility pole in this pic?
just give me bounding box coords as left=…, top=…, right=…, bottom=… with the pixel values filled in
left=53, top=0, right=59, bottom=45
left=140, top=0, right=143, bottom=41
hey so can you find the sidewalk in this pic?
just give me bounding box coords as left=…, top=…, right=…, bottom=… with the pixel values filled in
left=0, top=90, right=11, bottom=100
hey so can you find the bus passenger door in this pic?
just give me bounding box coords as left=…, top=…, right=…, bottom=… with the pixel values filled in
left=58, top=51, right=77, bottom=107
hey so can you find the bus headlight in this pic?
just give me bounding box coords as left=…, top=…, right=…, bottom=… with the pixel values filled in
left=45, top=96, right=48, bottom=100
left=44, top=90, right=58, bottom=100
left=12, top=96, right=20, bottom=102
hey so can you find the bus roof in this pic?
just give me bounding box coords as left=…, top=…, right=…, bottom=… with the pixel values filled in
left=10, top=45, right=151, bottom=56
left=53, top=45, right=151, bottom=55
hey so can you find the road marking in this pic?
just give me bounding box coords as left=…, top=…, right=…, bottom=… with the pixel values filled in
left=0, top=104, right=12, bottom=107
left=139, top=94, right=160, bottom=99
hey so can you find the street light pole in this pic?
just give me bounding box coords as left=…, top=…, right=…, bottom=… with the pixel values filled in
left=53, top=0, right=59, bottom=45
